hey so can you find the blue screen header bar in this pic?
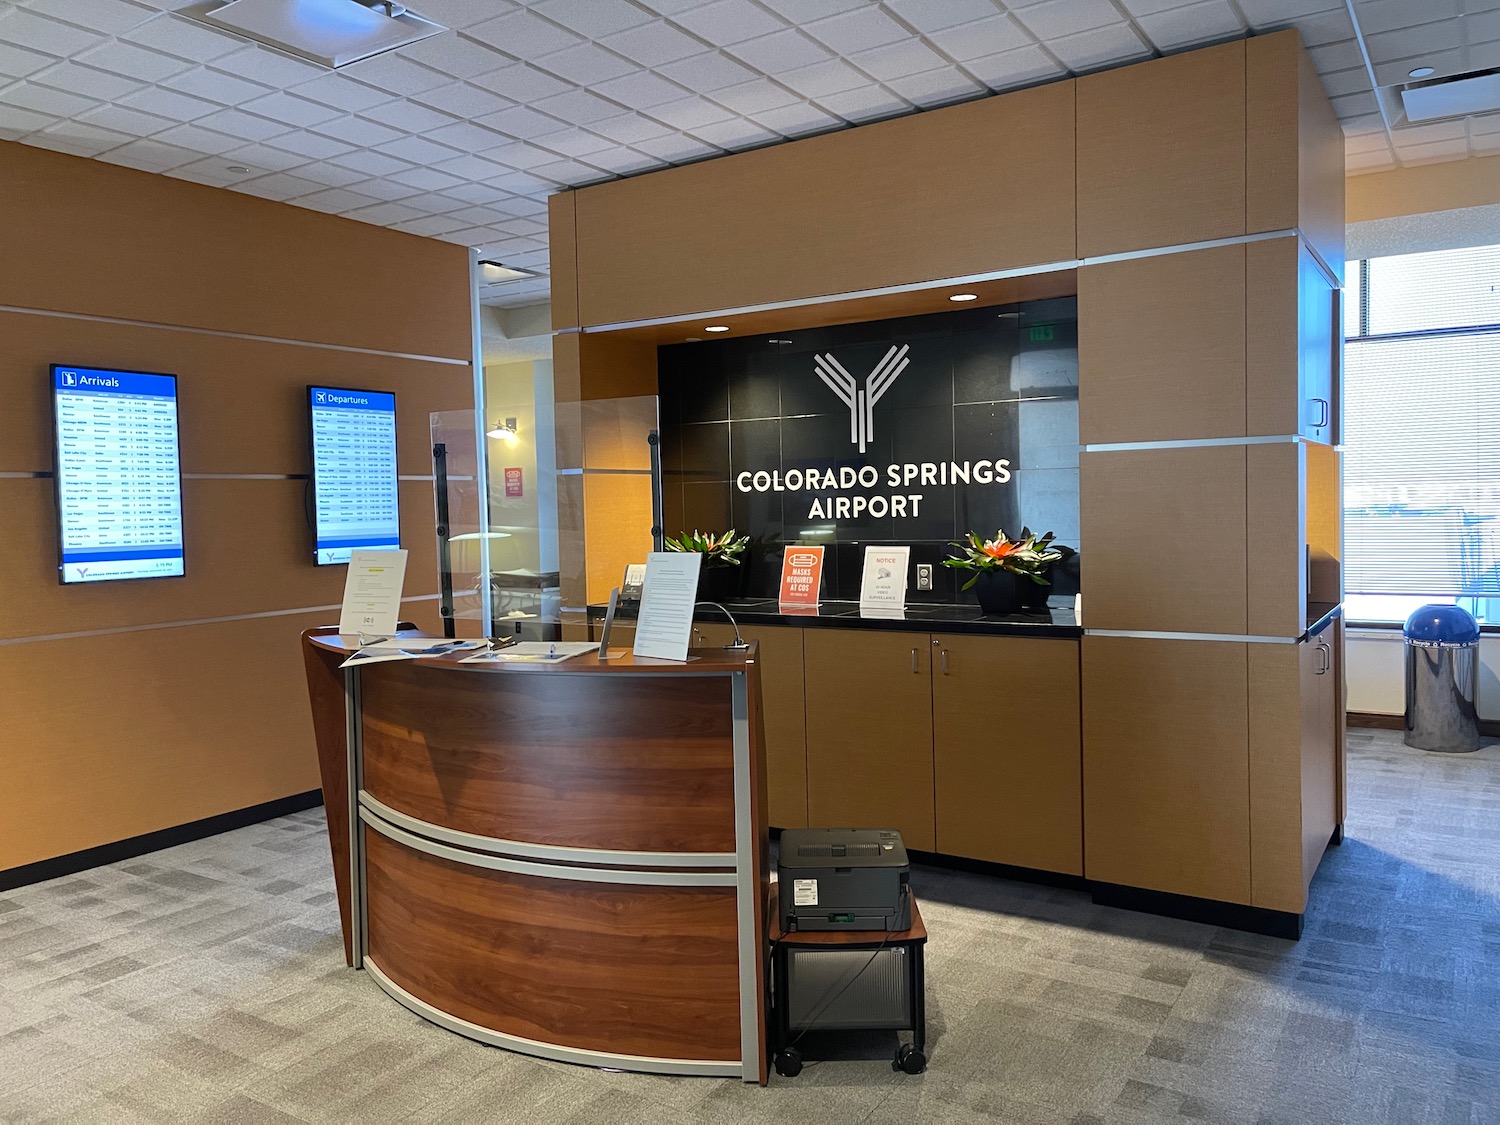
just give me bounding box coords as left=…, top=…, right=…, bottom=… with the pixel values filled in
left=310, top=387, right=396, bottom=413
left=54, top=367, right=176, bottom=398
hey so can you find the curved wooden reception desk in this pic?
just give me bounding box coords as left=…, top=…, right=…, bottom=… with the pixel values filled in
left=301, top=629, right=768, bottom=1082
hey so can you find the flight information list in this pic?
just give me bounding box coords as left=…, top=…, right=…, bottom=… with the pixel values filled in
left=53, top=366, right=185, bottom=584
left=309, top=386, right=400, bottom=565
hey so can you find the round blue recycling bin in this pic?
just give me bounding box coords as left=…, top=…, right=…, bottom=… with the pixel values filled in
left=1403, top=604, right=1480, bottom=753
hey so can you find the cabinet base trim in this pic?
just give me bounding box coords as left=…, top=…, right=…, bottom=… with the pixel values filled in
left=907, top=849, right=1087, bottom=891
left=1089, top=883, right=1303, bottom=939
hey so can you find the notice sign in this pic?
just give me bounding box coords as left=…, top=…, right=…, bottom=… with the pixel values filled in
left=859, top=545, right=910, bottom=611
left=778, top=545, right=824, bottom=609
left=504, top=467, right=523, bottom=497
left=338, top=548, right=408, bottom=637
left=633, top=551, right=702, bottom=662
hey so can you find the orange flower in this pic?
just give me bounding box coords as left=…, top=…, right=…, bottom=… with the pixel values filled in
left=981, top=538, right=1019, bottom=560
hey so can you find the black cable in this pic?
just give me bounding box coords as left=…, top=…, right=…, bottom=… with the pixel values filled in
left=779, top=929, right=894, bottom=1055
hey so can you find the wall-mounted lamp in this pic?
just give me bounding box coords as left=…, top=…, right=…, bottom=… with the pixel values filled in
left=487, top=416, right=519, bottom=441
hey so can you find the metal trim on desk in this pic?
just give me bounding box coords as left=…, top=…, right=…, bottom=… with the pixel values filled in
left=344, top=666, right=365, bottom=968
left=362, top=958, right=745, bottom=1079
left=730, top=670, right=762, bottom=1084
left=358, top=809, right=738, bottom=887
left=357, top=790, right=737, bottom=869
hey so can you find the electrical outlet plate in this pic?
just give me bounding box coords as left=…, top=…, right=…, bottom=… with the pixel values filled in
left=916, top=563, right=933, bottom=591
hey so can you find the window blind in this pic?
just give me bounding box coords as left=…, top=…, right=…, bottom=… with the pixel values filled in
left=1366, top=244, right=1500, bottom=335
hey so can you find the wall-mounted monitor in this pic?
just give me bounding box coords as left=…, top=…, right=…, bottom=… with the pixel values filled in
left=308, top=385, right=400, bottom=565
left=52, top=365, right=185, bottom=585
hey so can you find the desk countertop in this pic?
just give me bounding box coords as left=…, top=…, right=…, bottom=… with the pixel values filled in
left=307, top=631, right=760, bottom=674
left=591, top=598, right=1082, bottom=639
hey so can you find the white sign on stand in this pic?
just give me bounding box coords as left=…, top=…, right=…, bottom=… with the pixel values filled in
left=633, top=551, right=702, bottom=662
left=859, top=545, right=910, bottom=612
left=338, top=548, right=408, bottom=637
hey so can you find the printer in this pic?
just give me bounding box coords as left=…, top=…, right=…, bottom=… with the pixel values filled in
left=777, top=828, right=911, bottom=932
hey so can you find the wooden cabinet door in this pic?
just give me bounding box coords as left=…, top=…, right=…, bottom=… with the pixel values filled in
left=804, top=629, right=935, bottom=851
left=695, top=622, right=809, bottom=829
left=1299, top=633, right=1338, bottom=887
left=932, top=634, right=1082, bottom=875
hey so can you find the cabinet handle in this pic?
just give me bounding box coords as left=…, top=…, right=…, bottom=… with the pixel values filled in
left=940, top=649, right=949, bottom=675
left=1309, top=397, right=1329, bottom=429
left=1315, top=642, right=1330, bottom=674
left=911, top=647, right=918, bottom=674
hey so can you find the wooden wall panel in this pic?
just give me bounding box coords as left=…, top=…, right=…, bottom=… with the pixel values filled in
left=0, top=310, right=469, bottom=477
left=1296, top=40, right=1347, bottom=280
left=1246, top=237, right=1300, bottom=438
left=1079, top=245, right=1247, bottom=444
left=1246, top=441, right=1306, bottom=639
left=0, top=141, right=469, bottom=359
left=548, top=191, right=579, bottom=331
left=1083, top=636, right=1251, bottom=904
left=0, top=611, right=329, bottom=871
left=571, top=81, right=1076, bottom=326
left=1247, top=642, right=1305, bottom=912
left=1080, top=446, right=1248, bottom=634
left=1306, top=442, right=1342, bottom=606
left=1076, top=41, right=1246, bottom=256
left=583, top=473, right=655, bottom=605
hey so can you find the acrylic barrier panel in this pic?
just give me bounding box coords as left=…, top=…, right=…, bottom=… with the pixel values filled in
left=483, top=399, right=561, bottom=635
left=555, top=395, right=660, bottom=614
left=430, top=409, right=489, bottom=634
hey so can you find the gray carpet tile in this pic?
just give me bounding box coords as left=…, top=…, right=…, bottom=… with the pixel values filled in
left=2, top=729, right=1499, bottom=1124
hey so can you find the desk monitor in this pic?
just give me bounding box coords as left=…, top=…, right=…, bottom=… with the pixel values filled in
left=308, top=385, right=400, bottom=565
left=52, top=365, right=185, bottom=585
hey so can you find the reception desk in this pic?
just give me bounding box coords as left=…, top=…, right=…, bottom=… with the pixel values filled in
left=301, top=628, right=769, bottom=1082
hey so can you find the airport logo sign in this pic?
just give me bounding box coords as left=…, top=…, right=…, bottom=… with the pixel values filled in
left=815, top=344, right=910, bottom=453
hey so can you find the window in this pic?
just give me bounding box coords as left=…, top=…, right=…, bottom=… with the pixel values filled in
left=1344, top=244, right=1500, bottom=625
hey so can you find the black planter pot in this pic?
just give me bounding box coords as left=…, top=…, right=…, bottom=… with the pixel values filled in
left=1017, top=566, right=1052, bottom=610
left=697, top=564, right=743, bottom=603
left=970, top=569, right=1023, bottom=616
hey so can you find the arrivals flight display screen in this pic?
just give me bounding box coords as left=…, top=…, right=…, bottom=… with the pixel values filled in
left=52, top=365, right=185, bottom=585
left=308, top=386, right=400, bottom=565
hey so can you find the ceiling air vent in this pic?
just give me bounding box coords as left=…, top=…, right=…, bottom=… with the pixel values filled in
left=186, top=0, right=444, bottom=69
left=1401, top=68, right=1500, bottom=123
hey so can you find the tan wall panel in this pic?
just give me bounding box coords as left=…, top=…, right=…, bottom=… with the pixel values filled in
left=1246, top=441, right=1305, bottom=638
left=548, top=191, right=579, bottom=331
left=1346, top=152, right=1500, bottom=223
left=1296, top=41, right=1348, bottom=277
left=1247, top=642, right=1305, bottom=912
left=1082, top=636, right=1251, bottom=903
left=1076, top=41, right=1246, bottom=256
left=1306, top=442, right=1342, bottom=605
left=1080, top=446, right=1248, bottom=634
left=1246, top=237, right=1300, bottom=438
left=582, top=473, right=654, bottom=605
left=0, top=310, right=470, bottom=476
left=0, top=478, right=441, bottom=639
left=0, top=141, right=469, bottom=359
left=1245, top=31, right=1301, bottom=237
left=1079, top=246, right=1247, bottom=444
left=0, top=611, right=329, bottom=871
left=1299, top=634, right=1338, bottom=895
left=572, top=81, right=1076, bottom=326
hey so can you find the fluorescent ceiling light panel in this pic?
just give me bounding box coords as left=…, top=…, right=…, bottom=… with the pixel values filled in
left=190, top=0, right=444, bottom=69
left=478, top=261, right=539, bottom=284
left=1401, top=70, right=1500, bottom=123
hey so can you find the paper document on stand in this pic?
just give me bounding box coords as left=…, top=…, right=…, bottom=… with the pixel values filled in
left=338, top=549, right=408, bottom=636
left=459, top=642, right=596, bottom=664
left=633, top=552, right=702, bottom=661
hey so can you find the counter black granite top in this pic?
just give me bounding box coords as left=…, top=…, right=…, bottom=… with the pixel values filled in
left=589, top=597, right=1082, bottom=638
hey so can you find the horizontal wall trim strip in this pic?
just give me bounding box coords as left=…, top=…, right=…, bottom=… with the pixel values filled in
left=556, top=467, right=653, bottom=476
left=1085, top=629, right=1299, bottom=644
left=183, top=473, right=308, bottom=480
left=358, top=790, right=736, bottom=869
left=359, top=809, right=737, bottom=887
left=0, top=789, right=322, bottom=892
left=1082, top=435, right=1303, bottom=452
left=1299, top=231, right=1343, bottom=290
left=362, top=959, right=743, bottom=1079
left=0, top=594, right=442, bottom=648
left=0, top=303, right=471, bottom=367
left=565, top=230, right=1307, bottom=335
left=0, top=471, right=51, bottom=478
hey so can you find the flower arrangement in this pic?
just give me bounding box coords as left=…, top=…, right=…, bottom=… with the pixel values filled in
left=664, top=529, right=749, bottom=569
left=942, top=527, right=1068, bottom=590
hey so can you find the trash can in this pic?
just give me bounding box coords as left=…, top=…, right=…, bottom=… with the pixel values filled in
left=1404, top=604, right=1480, bottom=754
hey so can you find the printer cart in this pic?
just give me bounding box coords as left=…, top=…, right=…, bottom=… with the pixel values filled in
left=767, top=887, right=928, bottom=1077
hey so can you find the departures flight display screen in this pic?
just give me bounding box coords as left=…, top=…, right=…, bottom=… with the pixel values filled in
left=308, top=386, right=400, bottom=565
left=52, top=365, right=186, bottom=585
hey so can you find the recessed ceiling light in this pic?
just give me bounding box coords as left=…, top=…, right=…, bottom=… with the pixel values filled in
left=477, top=260, right=539, bottom=284
left=187, top=0, right=445, bottom=69
left=704, top=325, right=730, bottom=332
left=949, top=293, right=978, bottom=302
left=1409, top=66, right=1436, bottom=78
left=227, top=165, right=250, bottom=174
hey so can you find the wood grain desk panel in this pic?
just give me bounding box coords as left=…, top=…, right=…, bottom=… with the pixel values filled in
left=364, top=827, right=742, bottom=1061
left=359, top=659, right=737, bottom=854
left=303, top=627, right=354, bottom=966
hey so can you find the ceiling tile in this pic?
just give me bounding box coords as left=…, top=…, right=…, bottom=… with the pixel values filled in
left=121, top=14, right=244, bottom=62
left=295, top=187, right=384, bottom=214
left=439, top=181, right=514, bottom=206
left=431, top=152, right=515, bottom=179
left=162, top=66, right=273, bottom=106
left=470, top=63, right=574, bottom=102
left=1470, top=131, right=1500, bottom=154
left=1343, top=131, right=1392, bottom=154
left=1049, top=23, right=1153, bottom=70
left=1136, top=1, right=1245, bottom=48
left=234, top=172, right=326, bottom=201
left=671, top=0, right=787, bottom=47
left=346, top=200, right=426, bottom=226
left=0, top=41, right=57, bottom=81
left=749, top=100, right=844, bottom=136
left=475, top=103, right=570, bottom=139
left=756, top=0, right=867, bottom=21
left=1012, top=0, right=1122, bottom=40
left=1115, top=0, right=1201, bottom=14
left=927, top=15, right=1033, bottom=62
left=394, top=214, right=473, bottom=237
left=534, top=126, right=619, bottom=157
left=359, top=97, right=456, bottom=133
left=397, top=32, right=510, bottom=79
left=1345, top=149, right=1396, bottom=172
left=395, top=188, right=475, bottom=213
left=385, top=165, right=466, bottom=191
left=239, top=139, right=332, bottom=168
left=394, top=0, right=515, bottom=30
left=815, top=85, right=912, bottom=123
left=168, top=158, right=261, bottom=188
left=803, top=6, right=910, bottom=53
left=118, top=84, right=218, bottom=121
left=532, top=0, right=655, bottom=38
left=73, top=40, right=191, bottom=83
left=424, top=119, right=510, bottom=151
left=1236, top=0, right=1345, bottom=23
left=657, top=50, right=757, bottom=93
left=192, top=107, right=289, bottom=142
left=646, top=95, right=737, bottom=131
left=75, top=102, right=174, bottom=136
left=528, top=157, right=611, bottom=184
left=283, top=159, right=367, bottom=188
left=152, top=121, right=243, bottom=154
left=882, top=0, right=1005, bottom=33
left=533, top=87, right=626, bottom=125
left=592, top=70, right=689, bottom=109
left=575, top=145, right=663, bottom=174
left=1395, top=136, right=1471, bottom=163
left=311, top=114, right=404, bottom=147
left=778, top=58, right=870, bottom=99
left=0, top=104, right=56, bottom=137
left=466, top=8, right=584, bottom=58
left=728, top=29, right=833, bottom=72
left=23, top=0, right=155, bottom=36
left=411, top=80, right=515, bottom=119
left=712, top=77, right=802, bottom=115
left=1307, top=39, right=1365, bottom=71
left=600, top=20, right=707, bottom=67
left=287, top=72, right=394, bottom=113
left=964, top=44, right=1068, bottom=89
left=1330, top=90, right=1380, bottom=118
left=341, top=54, right=452, bottom=96
left=240, top=90, right=343, bottom=127
left=97, top=137, right=200, bottom=171
left=373, top=134, right=462, bottom=164
left=29, top=120, right=131, bottom=157
left=1470, top=111, right=1500, bottom=137
left=1393, top=119, right=1468, bottom=144
left=477, top=138, right=559, bottom=168
left=1321, top=67, right=1372, bottom=97
left=631, top=131, right=724, bottom=159
left=0, top=9, right=107, bottom=57
left=211, top=46, right=325, bottom=88
left=1352, top=0, right=1460, bottom=34
left=1286, top=8, right=1359, bottom=46
left=31, top=60, right=144, bottom=101
left=533, top=41, right=638, bottom=85
left=1339, top=111, right=1386, bottom=136
left=329, top=148, right=415, bottom=176
left=686, top=116, right=781, bottom=147
left=847, top=39, right=947, bottom=81
left=0, top=81, right=100, bottom=118
left=587, top=111, right=677, bottom=143
left=882, top=66, right=986, bottom=107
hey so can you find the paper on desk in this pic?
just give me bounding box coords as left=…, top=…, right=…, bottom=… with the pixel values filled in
left=338, top=639, right=481, bottom=669
left=458, top=641, right=596, bottom=664
left=633, top=551, right=702, bottom=662
left=338, top=549, right=408, bottom=636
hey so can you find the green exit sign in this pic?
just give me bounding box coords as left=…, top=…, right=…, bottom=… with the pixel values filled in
left=1028, top=324, right=1055, bottom=343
